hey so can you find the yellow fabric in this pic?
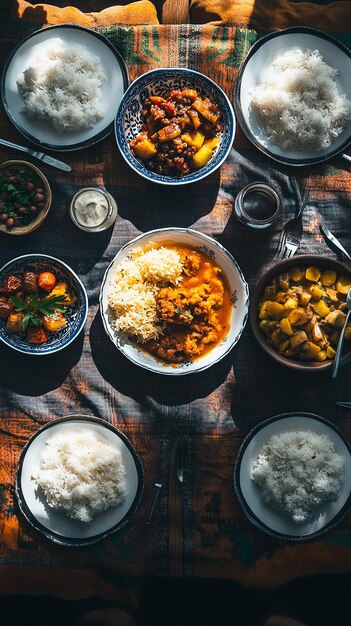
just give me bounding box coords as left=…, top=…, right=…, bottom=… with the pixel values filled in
left=190, top=0, right=351, bottom=31
left=13, top=0, right=159, bottom=26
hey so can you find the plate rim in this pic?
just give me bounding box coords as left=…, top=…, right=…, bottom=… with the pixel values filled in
left=114, top=67, right=236, bottom=186
left=234, top=411, right=351, bottom=541
left=99, top=227, right=250, bottom=376
left=233, top=26, right=351, bottom=167
left=1, top=23, right=129, bottom=152
left=15, top=414, right=144, bottom=546
left=0, top=253, right=89, bottom=356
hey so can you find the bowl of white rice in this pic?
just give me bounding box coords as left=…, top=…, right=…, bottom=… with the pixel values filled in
left=234, top=27, right=351, bottom=165
left=234, top=412, right=351, bottom=540
left=15, top=415, right=144, bottom=546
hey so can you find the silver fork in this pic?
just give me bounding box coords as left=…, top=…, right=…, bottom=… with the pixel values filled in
left=275, top=183, right=307, bottom=260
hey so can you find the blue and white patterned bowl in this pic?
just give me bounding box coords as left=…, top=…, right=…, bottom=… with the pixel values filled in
left=0, top=254, right=88, bottom=355
left=100, top=228, right=249, bottom=375
left=115, top=68, right=235, bottom=185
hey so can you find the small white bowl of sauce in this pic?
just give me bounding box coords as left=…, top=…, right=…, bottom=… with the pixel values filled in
left=70, top=187, right=118, bottom=232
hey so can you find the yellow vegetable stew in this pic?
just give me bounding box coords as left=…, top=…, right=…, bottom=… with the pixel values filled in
left=258, top=265, right=351, bottom=362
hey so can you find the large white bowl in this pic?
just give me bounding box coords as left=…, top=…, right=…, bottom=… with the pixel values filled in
left=100, top=228, right=249, bottom=375
left=234, top=27, right=351, bottom=166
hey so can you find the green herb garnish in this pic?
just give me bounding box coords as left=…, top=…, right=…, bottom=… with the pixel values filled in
left=10, top=294, right=67, bottom=331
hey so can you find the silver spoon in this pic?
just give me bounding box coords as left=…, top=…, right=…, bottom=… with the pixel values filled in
left=332, top=287, right=351, bottom=379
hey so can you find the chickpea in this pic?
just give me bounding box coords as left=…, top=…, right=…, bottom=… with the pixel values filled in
left=6, top=218, right=14, bottom=229
left=29, top=206, right=37, bottom=215
left=18, top=206, right=27, bottom=214
left=33, top=193, right=44, bottom=203
left=0, top=213, right=8, bottom=223
left=26, top=181, right=35, bottom=191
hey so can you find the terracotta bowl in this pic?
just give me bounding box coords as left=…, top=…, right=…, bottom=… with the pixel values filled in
left=250, top=255, right=351, bottom=372
left=0, top=160, right=52, bottom=235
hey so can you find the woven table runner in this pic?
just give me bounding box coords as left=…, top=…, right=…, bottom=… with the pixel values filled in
left=1, top=19, right=351, bottom=601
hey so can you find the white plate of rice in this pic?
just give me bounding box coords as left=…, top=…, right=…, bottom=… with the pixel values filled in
left=16, top=416, right=143, bottom=545
left=234, top=413, right=351, bottom=540
left=99, top=227, right=249, bottom=376
left=234, top=27, right=351, bottom=165
left=1, top=25, right=128, bottom=151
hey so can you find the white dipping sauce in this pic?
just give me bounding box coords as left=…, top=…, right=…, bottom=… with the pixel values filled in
left=73, top=189, right=109, bottom=227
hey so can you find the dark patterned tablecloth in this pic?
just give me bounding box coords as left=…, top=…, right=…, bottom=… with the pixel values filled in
left=1, top=22, right=351, bottom=602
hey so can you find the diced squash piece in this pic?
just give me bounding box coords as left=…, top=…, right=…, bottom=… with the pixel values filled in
left=283, top=297, right=299, bottom=311
left=192, top=97, right=219, bottom=124
left=280, top=317, right=293, bottom=336
left=6, top=311, right=24, bottom=333
left=345, top=325, right=351, bottom=340
left=304, top=342, right=322, bottom=359
left=336, top=275, right=351, bottom=295
left=326, top=288, right=338, bottom=302
left=262, top=285, right=276, bottom=301
left=181, top=89, right=198, bottom=101
left=309, top=284, right=325, bottom=300
left=314, top=349, right=327, bottom=361
left=322, top=270, right=337, bottom=287
left=305, top=266, right=321, bottom=282
left=192, top=145, right=212, bottom=169
left=203, top=136, right=219, bottom=151
left=181, top=130, right=205, bottom=150
left=290, top=331, right=308, bottom=349
left=288, top=308, right=308, bottom=326
left=187, top=109, right=201, bottom=129
left=299, top=291, right=311, bottom=306
left=325, top=309, right=347, bottom=328
left=42, top=312, right=67, bottom=333
left=290, top=267, right=303, bottom=282
left=327, top=345, right=336, bottom=359
left=133, top=138, right=157, bottom=160
left=265, top=301, right=285, bottom=319
left=311, top=300, right=330, bottom=318
left=49, top=282, right=76, bottom=306
left=156, top=123, right=182, bottom=143
left=149, top=96, right=166, bottom=105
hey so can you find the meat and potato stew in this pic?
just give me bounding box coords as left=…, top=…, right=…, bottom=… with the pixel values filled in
left=130, top=88, right=222, bottom=177
left=258, top=265, right=351, bottom=361
left=0, top=267, right=76, bottom=345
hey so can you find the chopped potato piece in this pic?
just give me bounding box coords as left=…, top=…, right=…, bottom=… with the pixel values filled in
left=181, top=130, right=205, bottom=149
left=336, top=275, right=351, bottom=295
left=322, top=270, right=337, bottom=287
left=311, top=300, right=330, bottom=318
left=298, top=291, right=311, bottom=306
left=309, top=285, right=325, bottom=300
left=314, top=349, right=327, bottom=361
left=280, top=317, right=293, bottom=336
left=284, top=297, right=299, bottom=311
left=266, top=301, right=286, bottom=319
left=288, top=308, right=308, bottom=326
left=290, top=331, right=308, bottom=349
left=311, top=321, right=324, bottom=342
left=203, top=136, right=219, bottom=151
left=304, top=342, right=322, bottom=359
left=305, top=266, right=321, bottom=282
left=133, top=138, right=157, bottom=160
left=326, top=288, right=338, bottom=302
left=327, top=345, right=336, bottom=359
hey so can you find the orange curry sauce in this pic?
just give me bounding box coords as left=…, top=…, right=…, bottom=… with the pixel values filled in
left=143, top=242, right=232, bottom=364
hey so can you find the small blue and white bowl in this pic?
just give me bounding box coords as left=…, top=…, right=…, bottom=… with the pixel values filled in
left=115, top=68, right=235, bottom=185
left=100, top=228, right=249, bottom=375
left=0, top=254, right=88, bottom=355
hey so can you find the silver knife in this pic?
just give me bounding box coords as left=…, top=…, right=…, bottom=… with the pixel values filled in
left=145, top=434, right=175, bottom=525
left=319, top=217, right=351, bottom=263
left=0, top=138, right=71, bottom=172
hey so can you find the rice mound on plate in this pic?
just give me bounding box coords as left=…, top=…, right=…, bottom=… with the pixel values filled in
left=32, top=429, right=126, bottom=523
left=251, top=430, right=344, bottom=523
left=17, top=38, right=105, bottom=131
left=250, top=48, right=351, bottom=152
left=108, top=246, right=183, bottom=342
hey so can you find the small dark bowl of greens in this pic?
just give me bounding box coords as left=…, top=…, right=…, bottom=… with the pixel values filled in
left=0, top=160, right=52, bottom=235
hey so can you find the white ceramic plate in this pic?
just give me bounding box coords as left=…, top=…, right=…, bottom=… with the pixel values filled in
left=100, top=228, right=249, bottom=375
left=234, top=413, right=351, bottom=541
left=1, top=25, right=129, bottom=151
left=16, top=416, right=143, bottom=545
left=234, top=27, right=351, bottom=165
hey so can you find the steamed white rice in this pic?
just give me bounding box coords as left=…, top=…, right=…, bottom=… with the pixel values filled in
left=250, top=48, right=351, bottom=151
left=17, top=38, right=105, bottom=131
left=32, top=429, right=126, bottom=523
left=251, top=430, right=344, bottom=523
left=108, top=246, right=184, bottom=342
